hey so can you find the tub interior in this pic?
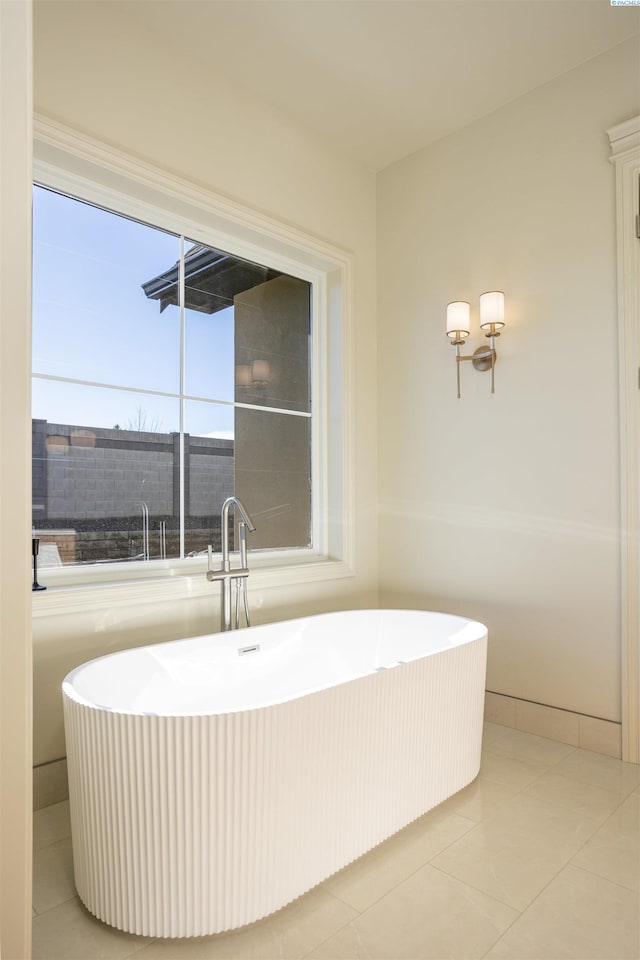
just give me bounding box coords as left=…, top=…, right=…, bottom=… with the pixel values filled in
left=63, top=609, right=486, bottom=716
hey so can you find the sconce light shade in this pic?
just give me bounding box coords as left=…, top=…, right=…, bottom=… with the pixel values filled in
left=251, top=359, right=271, bottom=385
left=446, top=301, right=471, bottom=340
left=479, top=291, right=505, bottom=332
left=235, top=363, right=252, bottom=388
left=236, top=361, right=271, bottom=388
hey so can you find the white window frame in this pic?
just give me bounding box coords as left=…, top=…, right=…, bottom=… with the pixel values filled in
left=32, top=116, right=354, bottom=613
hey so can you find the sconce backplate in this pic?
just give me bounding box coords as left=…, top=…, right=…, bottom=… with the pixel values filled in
left=472, top=346, right=496, bottom=372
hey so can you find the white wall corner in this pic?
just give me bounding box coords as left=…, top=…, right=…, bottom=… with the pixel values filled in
left=0, top=1, right=34, bottom=955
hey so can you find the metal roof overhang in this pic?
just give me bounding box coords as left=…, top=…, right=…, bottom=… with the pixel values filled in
left=142, top=244, right=283, bottom=315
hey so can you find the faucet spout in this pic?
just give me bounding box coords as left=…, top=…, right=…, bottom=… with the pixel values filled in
left=221, top=496, right=255, bottom=572
left=223, top=496, right=256, bottom=533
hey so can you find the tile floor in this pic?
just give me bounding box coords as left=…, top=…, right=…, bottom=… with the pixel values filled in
left=32, top=723, right=640, bottom=960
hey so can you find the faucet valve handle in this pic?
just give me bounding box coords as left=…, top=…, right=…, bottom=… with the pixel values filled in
left=239, top=522, right=248, bottom=569
left=206, top=544, right=216, bottom=581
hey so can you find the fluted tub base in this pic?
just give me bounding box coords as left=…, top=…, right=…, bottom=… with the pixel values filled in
left=63, top=609, right=487, bottom=937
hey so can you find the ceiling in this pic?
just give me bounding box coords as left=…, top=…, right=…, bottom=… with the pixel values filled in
left=121, top=1, right=639, bottom=171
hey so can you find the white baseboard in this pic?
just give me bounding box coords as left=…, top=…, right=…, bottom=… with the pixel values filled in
left=33, top=758, right=68, bottom=810
left=485, top=691, right=622, bottom=759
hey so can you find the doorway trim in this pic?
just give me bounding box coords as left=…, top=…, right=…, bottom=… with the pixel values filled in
left=608, top=116, right=640, bottom=764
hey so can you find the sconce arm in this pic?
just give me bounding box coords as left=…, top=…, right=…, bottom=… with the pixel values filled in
left=457, top=348, right=492, bottom=363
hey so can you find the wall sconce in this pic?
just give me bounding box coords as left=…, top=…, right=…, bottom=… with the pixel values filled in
left=235, top=364, right=252, bottom=389
left=235, top=360, right=271, bottom=392
left=446, top=291, right=505, bottom=399
left=250, top=359, right=270, bottom=387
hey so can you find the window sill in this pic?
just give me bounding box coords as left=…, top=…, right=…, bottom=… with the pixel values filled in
left=31, top=554, right=354, bottom=618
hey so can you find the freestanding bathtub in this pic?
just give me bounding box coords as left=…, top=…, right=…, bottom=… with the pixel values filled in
left=63, top=609, right=487, bottom=938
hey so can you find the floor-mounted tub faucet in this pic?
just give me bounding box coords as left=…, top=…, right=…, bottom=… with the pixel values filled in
left=206, top=497, right=256, bottom=631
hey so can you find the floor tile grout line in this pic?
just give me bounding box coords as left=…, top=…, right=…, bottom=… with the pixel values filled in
left=561, top=786, right=636, bottom=872
left=32, top=891, right=78, bottom=921
left=482, top=836, right=596, bottom=960
left=478, top=910, right=520, bottom=960
left=480, top=765, right=551, bottom=785
left=481, top=747, right=576, bottom=784
left=471, top=772, right=611, bottom=840
left=427, top=860, right=526, bottom=918
left=299, top=910, right=358, bottom=960
left=481, top=746, right=639, bottom=819
left=33, top=834, right=73, bottom=857
left=428, top=805, right=603, bottom=918
left=121, top=936, right=161, bottom=960
left=568, top=860, right=640, bottom=895
left=300, top=916, right=374, bottom=960
left=300, top=809, right=486, bottom=958
left=483, top=723, right=581, bottom=750
left=478, top=838, right=639, bottom=960
left=427, top=811, right=610, bottom=921
left=434, top=842, right=581, bottom=960
left=323, top=809, right=479, bottom=918
left=516, top=788, right=621, bottom=830
left=482, top=743, right=578, bottom=773
left=536, top=756, right=640, bottom=795
left=478, top=757, right=562, bottom=798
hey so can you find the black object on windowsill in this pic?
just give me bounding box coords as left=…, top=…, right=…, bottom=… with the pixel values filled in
left=32, top=537, right=46, bottom=591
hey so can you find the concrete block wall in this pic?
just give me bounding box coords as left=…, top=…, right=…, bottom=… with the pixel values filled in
left=190, top=443, right=234, bottom=517
left=32, top=422, right=236, bottom=562
left=45, top=424, right=174, bottom=519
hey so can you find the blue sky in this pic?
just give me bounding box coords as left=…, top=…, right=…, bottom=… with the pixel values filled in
left=32, top=185, right=235, bottom=438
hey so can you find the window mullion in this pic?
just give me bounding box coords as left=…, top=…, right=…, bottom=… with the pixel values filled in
left=179, top=235, right=186, bottom=560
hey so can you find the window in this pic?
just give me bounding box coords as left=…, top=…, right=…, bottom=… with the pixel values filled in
left=31, top=120, right=351, bottom=596
left=32, top=185, right=313, bottom=571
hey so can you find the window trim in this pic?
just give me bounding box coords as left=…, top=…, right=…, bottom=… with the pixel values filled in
left=32, top=115, right=354, bottom=609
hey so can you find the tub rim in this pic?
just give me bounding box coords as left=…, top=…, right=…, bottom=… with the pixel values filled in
left=62, top=607, right=488, bottom=719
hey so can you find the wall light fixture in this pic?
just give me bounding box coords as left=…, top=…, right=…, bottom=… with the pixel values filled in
left=235, top=360, right=271, bottom=391
left=446, top=291, right=505, bottom=399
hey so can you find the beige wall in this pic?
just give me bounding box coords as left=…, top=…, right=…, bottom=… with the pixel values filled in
left=1, top=2, right=33, bottom=957
left=33, top=2, right=378, bottom=765
left=377, top=38, right=639, bottom=723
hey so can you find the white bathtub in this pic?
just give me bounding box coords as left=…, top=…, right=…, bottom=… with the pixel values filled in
left=63, top=609, right=487, bottom=938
